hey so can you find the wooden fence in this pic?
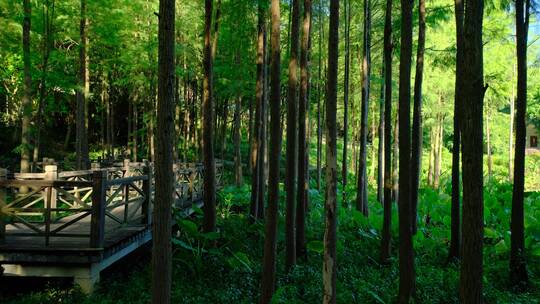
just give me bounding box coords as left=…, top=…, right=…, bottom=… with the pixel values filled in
left=0, top=160, right=222, bottom=248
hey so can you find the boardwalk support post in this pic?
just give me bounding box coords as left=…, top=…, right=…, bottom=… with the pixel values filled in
left=142, top=162, right=152, bottom=225
left=90, top=170, right=106, bottom=248
left=44, top=165, right=58, bottom=219
left=0, top=168, right=7, bottom=245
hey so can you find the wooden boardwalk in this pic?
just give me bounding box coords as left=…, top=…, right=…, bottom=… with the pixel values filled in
left=0, top=160, right=222, bottom=292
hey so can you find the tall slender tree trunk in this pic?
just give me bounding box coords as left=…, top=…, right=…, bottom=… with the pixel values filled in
left=356, top=0, right=371, bottom=216
left=220, top=99, right=229, bottom=160
left=410, top=0, right=426, bottom=234
left=234, top=97, right=243, bottom=186
left=509, top=80, right=515, bottom=183
left=510, top=0, right=530, bottom=288
left=459, top=0, right=485, bottom=300
left=20, top=0, right=32, bottom=176
left=251, top=2, right=266, bottom=220
left=258, top=24, right=269, bottom=221
left=377, top=66, right=384, bottom=203
left=449, top=0, right=464, bottom=262
left=259, top=0, right=282, bottom=301
left=398, top=0, right=415, bottom=300
left=133, top=102, right=138, bottom=161
left=152, top=0, right=175, bottom=302
left=433, top=117, right=442, bottom=188
left=342, top=0, right=351, bottom=205
left=323, top=1, right=339, bottom=303
left=316, top=2, right=323, bottom=192
left=392, top=106, right=399, bottom=202
left=34, top=0, right=55, bottom=163
left=296, top=0, right=311, bottom=262
left=486, top=110, right=492, bottom=179
left=285, top=0, right=301, bottom=271
left=380, top=0, right=393, bottom=263
left=202, top=0, right=217, bottom=233
left=76, top=0, right=89, bottom=170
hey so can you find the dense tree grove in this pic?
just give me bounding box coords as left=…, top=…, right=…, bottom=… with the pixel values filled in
left=0, top=0, right=539, bottom=303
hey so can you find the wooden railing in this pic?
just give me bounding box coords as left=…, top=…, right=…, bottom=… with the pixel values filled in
left=0, top=160, right=222, bottom=248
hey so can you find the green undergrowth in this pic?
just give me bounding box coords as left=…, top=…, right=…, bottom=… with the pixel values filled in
left=3, top=179, right=540, bottom=303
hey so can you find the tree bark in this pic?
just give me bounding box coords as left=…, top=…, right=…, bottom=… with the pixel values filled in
left=392, top=105, right=399, bottom=202
left=251, top=2, right=266, bottom=220
left=398, top=0, right=415, bottom=300
left=152, top=0, right=175, bottom=302
left=285, top=0, right=301, bottom=271
left=509, top=80, right=515, bottom=183
left=202, top=0, right=217, bottom=233
left=410, top=0, right=426, bottom=234
left=486, top=109, right=492, bottom=179
left=316, top=1, right=324, bottom=192
left=33, top=0, right=55, bottom=163
left=259, top=0, right=282, bottom=301
left=234, top=97, right=243, bottom=186
left=342, top=0, right=351, bottom=205
left=258, top=24, right=269, bottom=221
left=449, top=0, right=464, bottom=262
left=377, top=66, right=384, bottom=203
left=296, top=0, right=311, bottom=262
left=459, top=0, right=485, bottom=300
left=323, top=1, right=339, bottom=303
left=76, top=0, right=89, bottom=170
left=20, top=0, right=32, bottom=176
left=380, top=0, right=393, bottom=264
left=510, top=0, right=530, bottom=288
left=356, top=0, right=371, bottom=216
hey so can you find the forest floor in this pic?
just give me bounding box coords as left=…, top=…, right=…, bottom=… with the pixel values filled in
left=1, top=175, right=539, bottom=303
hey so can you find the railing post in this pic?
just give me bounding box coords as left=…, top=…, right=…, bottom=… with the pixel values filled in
left=44, top=165, right=58, bottom=219
left=141, top=161, right=152, bottom=225
left=90, top=170, right=107, bottom=248
left=0, top=168, right=7, bottom=245
left=123, top=159, right=130, bottom=176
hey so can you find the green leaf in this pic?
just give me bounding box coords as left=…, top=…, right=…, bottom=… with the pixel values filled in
left=180, top=219, right=198, bottom=236
left=484, top=227, right=499, bottom=239
left=307, top=240, right=324, bottom=254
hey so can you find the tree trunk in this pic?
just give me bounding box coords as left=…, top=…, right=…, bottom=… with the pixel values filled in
left=509, top=80, right=515, bottom=182
left=410, top=0, right=426, bottom=234
left=380, top=0, right=393, bottom=263
left=259, top=0, right=282, bottom=301
left=316, top=9, right=323, bottom=192
left=250, top=3, right=266, bottom=220
left=377, top=66, right=384, bottom=203
left=486, top=110, right=492, bottom=179
left=342, top=0, right=351, bottom=205
left=392, top=106, right=399, bottom=202
left=285, top=0, right=301, bottom=271
left=398, top=0, right=415, bottom=300
left=202, top=0, right=217, bottom=233
left=323, top=1, right=339, bottom=303
left=152, top=0, right=175, bottom=302
left=258, top=25, right=270, bottom=221
left=20, top=0, right=32, bottom=176
left=356, top=0, right=371, bottom=216
left=510, top=0, right=530, bottom=288
left=234, top=97, right=243, bottom=186
left=449, top=0, right=464, bottom=262
left=296, top=0, right=311, bottom=261
left=433, top=117, right=442, bottom=188
left=220, top=99, right=229, bottom=161
left=34, top=0, right=54, bottom=163
left=76, top=0, right=89, bottom=170
left=133, top=102, right=138, bottom=162
left=459, top=0, right=485, bottom=300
